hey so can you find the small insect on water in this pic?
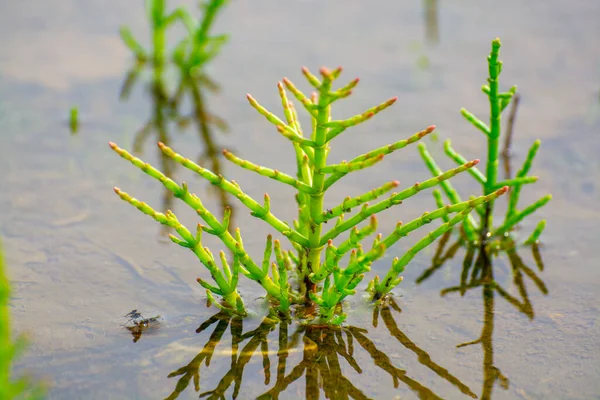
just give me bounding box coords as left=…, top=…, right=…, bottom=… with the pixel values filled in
left=123, top=310, right=162, bottom=343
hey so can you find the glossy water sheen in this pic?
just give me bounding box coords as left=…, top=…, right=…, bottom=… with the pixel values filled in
left=1, top=0, right=600, bottom=399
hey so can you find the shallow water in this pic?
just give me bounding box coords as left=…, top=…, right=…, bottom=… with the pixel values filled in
left=1, top=0, right=600, bottom=399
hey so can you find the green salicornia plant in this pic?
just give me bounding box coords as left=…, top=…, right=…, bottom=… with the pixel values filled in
left=110, top=66, right=508, bottom=324
left=419, top=38, right=551, bottom=244
left=0, top=239, right=45, bottom=399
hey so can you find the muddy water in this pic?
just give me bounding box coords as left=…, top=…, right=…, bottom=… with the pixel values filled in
left=1, top=0, right=599, bottom=398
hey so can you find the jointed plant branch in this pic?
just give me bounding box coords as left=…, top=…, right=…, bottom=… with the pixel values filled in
left=112, top=65, right=506, bottom=323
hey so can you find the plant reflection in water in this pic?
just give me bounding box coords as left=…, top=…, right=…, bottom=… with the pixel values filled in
left=417, top=229, right=547, bottom=399
left=423, top=0, right=439, bottom=45
left=164, top=298, right=477, bottom=399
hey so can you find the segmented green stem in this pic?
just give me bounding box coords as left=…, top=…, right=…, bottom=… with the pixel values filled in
left=373, top=186, right=508, bottom=298
left=524, top=220, right=546, bottom=245
left=483, top=39, right=502, bottom=229
left=493, top=194, right=552, bottom=237
left=506, top=139, right=540, bottom=218
left=109, top=142, right=283, bottom=300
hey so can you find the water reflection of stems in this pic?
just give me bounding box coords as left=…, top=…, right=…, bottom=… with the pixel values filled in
left=418, top=232, right=548, bottom=399
left=167, top=305, right=476, bottom=399
left=195, top=314, right=279, bottom=399
left=165, top=312, right=241, bottom=399
left=423, top=0, right=439, bottom=45
left=374, top=301, right=477, bottom=398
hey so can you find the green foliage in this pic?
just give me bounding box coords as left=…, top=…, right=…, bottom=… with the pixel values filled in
left=0, top=239, right=45, bottom=399
left=111, top=65, right=507, bottom=324
left=419, top=39, right=551, bottom=244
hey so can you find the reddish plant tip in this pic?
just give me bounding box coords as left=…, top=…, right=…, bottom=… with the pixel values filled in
left=472, top=159, right=480, bottom=165
left=426, top=125, right=436, bottom=132
left=389, top=96, right=398, bottom=103
left=320, top=67, right=330, bottom=75
left=328, top=239, right=333, bottom=245
left=157, top=142, right=165, bottom=148
left=222, top=149, right=229, bottom=155
left=391, top=180, right=400, bottom=187
left=113, top=187, right=121, bottom=193
left=277, top=81, right=283, bottom=88
left=499, top=186, right=509, bottom=194
left=108, top=141, right=117, bottom=149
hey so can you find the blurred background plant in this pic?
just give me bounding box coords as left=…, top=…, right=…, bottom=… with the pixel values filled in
left=0, top=239, right=45, bottom=399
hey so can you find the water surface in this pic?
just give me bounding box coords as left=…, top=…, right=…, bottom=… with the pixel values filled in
left=1, top=0, right=599, bottom=398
